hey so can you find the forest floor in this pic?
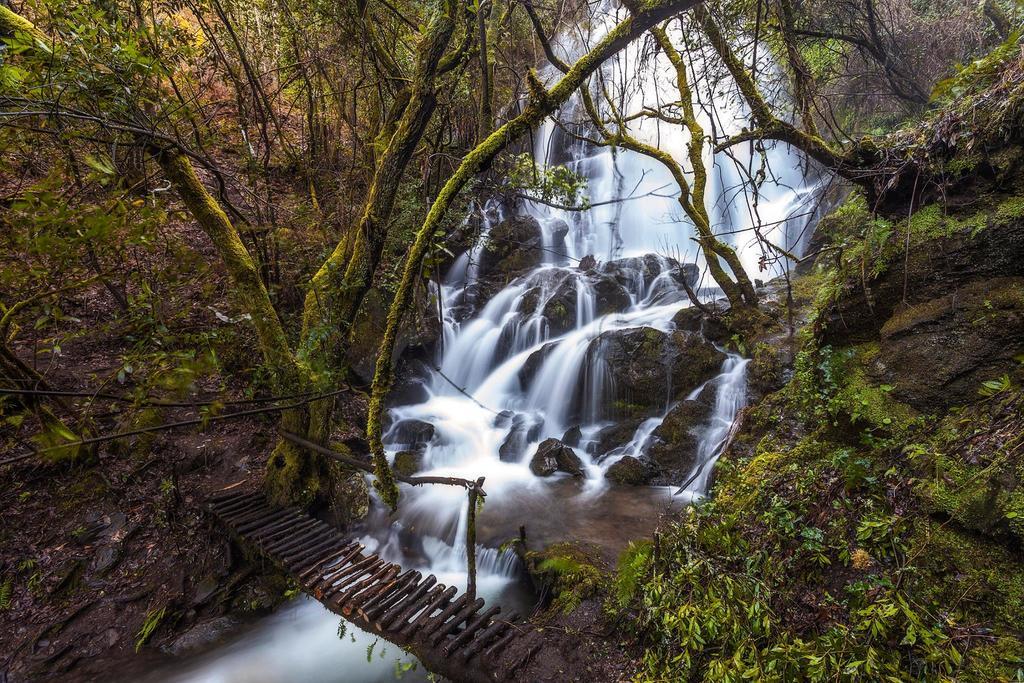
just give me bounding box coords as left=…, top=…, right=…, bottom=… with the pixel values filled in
left=0, top=211, right=314, bottom=681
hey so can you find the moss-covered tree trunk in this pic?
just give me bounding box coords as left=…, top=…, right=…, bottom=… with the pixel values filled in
left=300, top=0, right=461, bottom=371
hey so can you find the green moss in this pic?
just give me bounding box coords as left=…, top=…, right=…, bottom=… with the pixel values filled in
left=526, top=542, right=607, bottom=614
left=912, top=391, right=1023, bottom=542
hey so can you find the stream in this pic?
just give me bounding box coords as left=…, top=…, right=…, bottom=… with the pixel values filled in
left=150, top=4, right=824, bottom=681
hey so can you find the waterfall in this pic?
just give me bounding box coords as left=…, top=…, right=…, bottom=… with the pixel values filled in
left=371, top=4, right=823, bottom=594
left=165, top=7, right=823, bottom=680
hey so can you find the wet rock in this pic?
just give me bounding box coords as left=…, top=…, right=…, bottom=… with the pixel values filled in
left=548, top=219, right=569, bottom=246
left=389, top=419, right=435, bottom=451
left=393, top=450, right=422, bottom=477
left=166, top=616, right=240, bottom=656
left=499, top=413, right=543, bottom=462
left=191, top=576, right=219, bottom=606
left=606, top=456, right=657, bottom=485
left=672, top=306, right=705, bottom=332
left=590, top=327, right=725, bottom=419
left=592, top=419, right=644, bottom=457
left=578, top=254, right=597, bottom=270
left=592, top=274, right=632, bottom=317
left=873, top=276, right=1024, bottom=409
left=561, top=425, right=582, bottom=448
left=518, top=341, right=558, bottom=386
left=646, top=387, right=716, bottom=479
left=820, top=216, right=1024, bottom=346
left=480, top=215, right=544, bottom=279
left=494, top=410, right=515, bottom=428
left=529, top=438, right=584, bottom=477
left=347, top=288, right=441, bottom=384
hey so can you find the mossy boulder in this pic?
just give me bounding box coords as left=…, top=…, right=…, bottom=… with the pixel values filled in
left=592, top=418, right=645, bottom=457
left=913, top=391, right=1023, bottom=543
left=605, top=455, right=657, bottom=485
left=590, top=327, right=725, bottom=419
left=524, top=541, right=607, bottom=613
left=347, top=287, right=440, bottom=384
left=819, top=202, right=1024, bottom=347
left=498, top=411, right=544, bottom=462
left=517, top=269, right=631, bottom=336
left=479, top=215, right=544, bottom=280
left=646, top=385, right=716, bottom=483
left=392, top=450, right=422, bottom=477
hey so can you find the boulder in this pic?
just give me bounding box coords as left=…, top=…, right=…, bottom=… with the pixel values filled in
left=529, top=438, right=584, bottom=477
left=518, top=270, right=631, bottom=337
left=166, top=617, right=240, bottom=656
left=347, top=288, right=441, bottom=384
left=388, top=419, right=435, bottom=451
left=393, top=450, right=422, bottom=477
left=498, top=413, right=544, bottom=462
left=605, top=456, right=658, bottom=485
left=561, top=425, right=583, bottom=448
left=480, top=215, right=544, bottom=280
left=592, top=419, right=644, bottom=458
left=592, top=274, right=633, bottom=317
left=589, top=327, right=725, bottom=419
left=820, top=215, right=1024, bottom=346
left=548, top=218, right=569, bottom=246
left=646, top=385, right=716, bottom=480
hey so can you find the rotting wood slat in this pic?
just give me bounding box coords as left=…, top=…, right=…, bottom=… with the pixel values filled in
left=231, top=506, right=291, bottom=531
left=361, top=570, right=420, bottom=618
left=381, top=580, right=441, bottom=630
left=273, top=526, right=332, bottom=557
left=401, top=585, right=457, bottom=638
left=317, top=556, right=378, bottom=596
left=443, top=605, right=501, bottom=655
left=295, top=542, right=356, bottom=580
left=251, top=517, right=318, bottom=546
left=428, top=597, right=485, bottom=647
left=378, top=576, right=438, bottom=629
left=324, top=558, right=387, bottom=600
left=282, top=536, right=344, bottom=569
left=338, top=564, right=399, bottom=611
left=315, top=554, right=373, bottom=593
left=301, top=544, right=363, bottom=585
left=463, top=613, right=518, bottom=661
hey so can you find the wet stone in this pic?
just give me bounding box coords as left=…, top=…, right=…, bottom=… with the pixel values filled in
left=529, top=438, right=584, bottom=477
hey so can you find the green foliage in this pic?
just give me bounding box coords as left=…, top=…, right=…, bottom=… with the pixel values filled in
left=505, top=153, right=588, bottom=207
left=527, top=542, right=606, bottom=614
left=0, top=576, right=12, bottom=610
left=135, top=606, right=166, bottom=652
left=931, top=30, right=1022, bottom=103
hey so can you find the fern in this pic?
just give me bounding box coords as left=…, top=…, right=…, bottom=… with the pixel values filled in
left=0, top=578, right=12, bottom=610
left=135, top=606, right=166, bottom=652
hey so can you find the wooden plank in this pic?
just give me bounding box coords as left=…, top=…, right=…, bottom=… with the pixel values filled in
left=379, top=579, right=440, bottom=630
left=360, top=570, right=420, bottom=618
left=442, top=605, right=501, bottom=654
left=428, top=597, right=485, bottom=647
left=377, top=576, right=436, bottom=629
left=400, top=585, right=456, bottom=638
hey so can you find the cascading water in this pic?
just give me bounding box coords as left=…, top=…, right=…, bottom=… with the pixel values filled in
left=158, top=5, right=825, bottom=681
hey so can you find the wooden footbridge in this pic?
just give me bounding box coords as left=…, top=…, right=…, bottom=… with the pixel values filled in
left=207, top=488, right=557, bottom=682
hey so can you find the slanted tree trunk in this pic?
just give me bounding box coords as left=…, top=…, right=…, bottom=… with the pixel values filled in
left=300, top=0, right=464, bottom=374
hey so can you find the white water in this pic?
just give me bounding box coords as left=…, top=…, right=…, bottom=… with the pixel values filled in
left=158, top=5, right=820, bottom=681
